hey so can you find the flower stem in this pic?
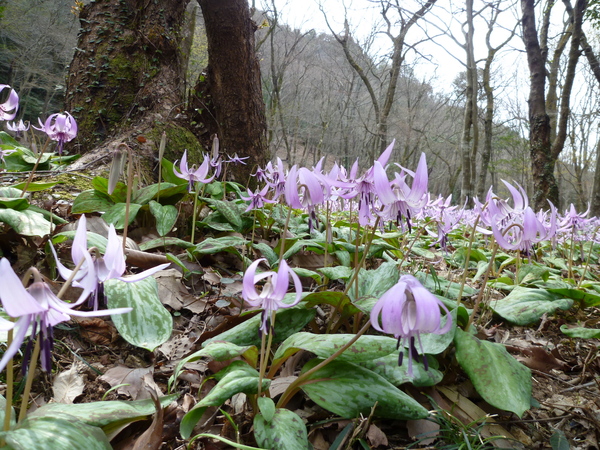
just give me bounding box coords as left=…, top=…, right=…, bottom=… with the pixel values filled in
left=122, top=146, right=134, bottom=253
left=3, top=329, right=13, bottom=432
left=190, top=185, right=200, bottom=245
left=18, top=336, right=40, bottom=423
left=20, top=138, right=50, bottom=198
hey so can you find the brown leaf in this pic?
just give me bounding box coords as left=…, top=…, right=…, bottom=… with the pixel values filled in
left=157, top=333, right=197, bottom=362
left=512, top=345, right=569, bottom=373
left=72, top=317, right=117, bottom=346
left=366, top=423, right=388, bottom=448
left=407, top=418, right=439, bottom=446
left=99, top=365, right=163, bottom=400
left=131, top=390, right=163, bottom=450
left=155, top=269, right=207, bottom=313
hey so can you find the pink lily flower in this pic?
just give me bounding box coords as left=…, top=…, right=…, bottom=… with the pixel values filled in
left=173, top=150, right=215, bottom=192
left=242, top=258, right=303, bottom=335
left=0, top=85, right=19, bottom=121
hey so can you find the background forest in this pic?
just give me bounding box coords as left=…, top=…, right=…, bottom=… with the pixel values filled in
left=0, top=0, right=597, bottom=210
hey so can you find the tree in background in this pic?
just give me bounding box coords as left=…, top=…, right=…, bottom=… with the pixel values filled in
left=190, top=0, right=269, bottom=184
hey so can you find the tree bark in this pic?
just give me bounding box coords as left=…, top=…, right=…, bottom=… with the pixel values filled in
left=66, top=0, right=191, bottom=152
left=190, top=0, right=269, bottom=185
left=521, top=0, right=559, bottom=209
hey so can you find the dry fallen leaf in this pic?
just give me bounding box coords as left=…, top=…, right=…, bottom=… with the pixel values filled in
left=155, top=269, right=207, bottom=314
left=72, top=317, right=118, bottom=346
left=366, top=423, right=389, bottom=448
left=52, top=362, right=85, bottom=404
left=99, top=365, right=163, bottom=400
left=157, top=333, right=197, bottom=362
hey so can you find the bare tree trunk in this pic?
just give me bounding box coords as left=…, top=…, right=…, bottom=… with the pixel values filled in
left=521, top=0, right=559, bottom=209
left=190, top=0, right=269, bottom=184
left=66, top=0, right=191, bottom=152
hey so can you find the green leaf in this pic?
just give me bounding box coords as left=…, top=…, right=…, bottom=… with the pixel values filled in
left=273, top=333, right=397, bottom=370
left=282, top=239, right=324, bottom=260
left=149, top=200, right=178, bottom=236
left=417, top=309, right=456, bottom=355
left=11, top=181, right=58, bottom=193
left=169, top=341, right=258, bottom=391
left=133, top=182, right=183, bottom=205
left=0, top=208, right=54, bottom=236
left=138, top=237, right=195, bottom=251
left=105, top=277, right=173, bottom=351
left=300, top=359, right=428, bottom=420
left=204, top=198, right=243, bottom=231
left=0, top=195, right=29, bottom=211
left=160, top=158, right=188, bottom=185
left=188, top=236, right=248, bottom=256
left=291, top=267, right=321, bottom=283
left=359, top=351, right=443, bottom=387
left=303, top=291, right=359, bottom=316
left=546, top=287, right=600, bottom=308
left=102, top=202, right=143, bottom=229
left=354, top=262, right=400, bottom=301
left=560, top=325, right=600, bottom=338
left=203, top=304, right=315, bottom=348
left=254, top=408, right=308, bottom=450
left=415, top=271, right=477, bottom=298
left=550, top=429, right=570, bottom=450
left=0, top=414, right=111, bottom=449
left=0, top=394, right=16, bottom=429
left=252, top=242, right=278, bottom=266
left=71, top=189, right=115, bottom=214
left=257, top=397, right=276, bottom=423
left=490, top=286, right=573, bottom=325
left=92, top=176, right=127, bottom=203
left=181, top=361, right=269, bottom=438
left=454, top=328, right=531, bottom=417
left=318, top=266, right=353, bottom=281
left=29, top=395, right=178, bottom=437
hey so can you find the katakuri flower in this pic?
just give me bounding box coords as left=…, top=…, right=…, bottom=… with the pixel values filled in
left=35, top=112, right=78, bottom=154
left=242, top=258, right=303, bottom=335
left=50, top=215, right=170, bottom=310
left=241, top=185, right=275, bottom=212
left=173, top=149, right=215, bottom=192
left=0, top=258, right=131, bottom=373
left=6, top=119, right=29, bottom=137
left=370, top=274, right=452, bottom=377
left=0, top=85, right=19, bottom=121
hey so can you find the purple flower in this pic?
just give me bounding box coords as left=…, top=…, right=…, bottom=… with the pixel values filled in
left=374, top=152, right=429, bottom=231
left=34, top=112, right=78, bottom=155
left=0, top=85, right=19, bottom=121
left=226, top=153, right=249, bottom=165
left=50, top=215, right=170, bottom=310
left=370, top=274, right=452, bottom=377
left=6, top=119, right=29, bottom=137
left=0, top=258, right=131, bottom=372
left=242, top=258, right=303, bottom=335
left=491, top=204, right=557, bottom=257
left=173, top=150, right=215, bottom=192
left=241, top=185, right=275, bottom=212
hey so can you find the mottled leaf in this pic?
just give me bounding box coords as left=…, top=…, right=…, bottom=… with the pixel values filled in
left=254, top=408, right=308, bottom=450
left=105, top=277, right=173, bottom=351
left=454, top=328, right=531, bottom=417
left=490, top=286, right=573, bottom=325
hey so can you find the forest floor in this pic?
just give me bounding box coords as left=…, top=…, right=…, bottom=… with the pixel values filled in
left=3, top=180, right=599, bottom=450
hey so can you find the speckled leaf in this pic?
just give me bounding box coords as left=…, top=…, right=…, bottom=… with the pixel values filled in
left=29, top=395, right=178, bottom=436
left=102, top=202, right=142, bottom=229
left=359, top=350, right=443, bottom=387
left=273, top=333, right=397, bottom=371
left=0, top=208, right=54, bottom=236
left=355, top=262, right=400, bottom=301
left=149, top=201, right=178, bottom=236
left=203, top=303, right=315, bottom=348
left=188, top=236, right=248, bottom=256
left=0, top=414, right=111, bottom=450
left=300, top=359, right=428, bottom=420
left=454, top=328, right=531, bottom=417
left=254, top=408, right=308, bottom=450
left=169, top=341, right=258, bottom=391
left=415, top=271, right=477, bottom=298
left=257, top=397, right=276, bottom=423
left=547, top=287, right=600, bottom=308
left=252, top=242, right=278, bottom=266
left=181, top=361, right=270, bottom=438
left=71, top=189, right=115, bottom=214
left=490, top=286, right=573, bottom=325
left=52, top=231, right=108, bottom=253
left=560, top=325, right=600, bottom=338
left=134, top=182, right=182, bottom=205
left=303, top=291, right=359, bottom=316
left=204, top=198, right=243, bottom=231
left=105, top=277, right=173, bottom=351
left=317, top=266, right=353, bottom=281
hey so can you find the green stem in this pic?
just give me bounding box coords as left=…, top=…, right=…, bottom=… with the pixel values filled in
left=278, top=206, right=293, bottom=261
left=466, top=241, right=499, bottom=330
left=190, top=185, right=200, bottom=245
left=20, top=138, right=50, bottom=198
left=276, top=320, right=371, bottom=409
left=3, top=329, right=13, bottom=432
left=18, top=337, right=40, bottom=423
left=122, top=147, right=133, bottom=253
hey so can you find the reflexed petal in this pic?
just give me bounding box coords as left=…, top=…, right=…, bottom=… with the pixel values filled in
left=103, top=225, right=126, bottom=279
left=116, top=263, right=170, bottom=282
left=71, top=215, right=88, bottom=266
left=376, top=139, right=395, bottom=167
left=242, top=258, right=265, bottom=302
left=0, top=258, right=46, bottom=317
left=0, top=316, right=32, bottom=373
left=373, top=161, right=397, bottom=205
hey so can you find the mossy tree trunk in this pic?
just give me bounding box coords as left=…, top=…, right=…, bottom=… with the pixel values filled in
left=189, top=0, right=269, bottom=185
left=65, top=0, right=191, bottom=152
